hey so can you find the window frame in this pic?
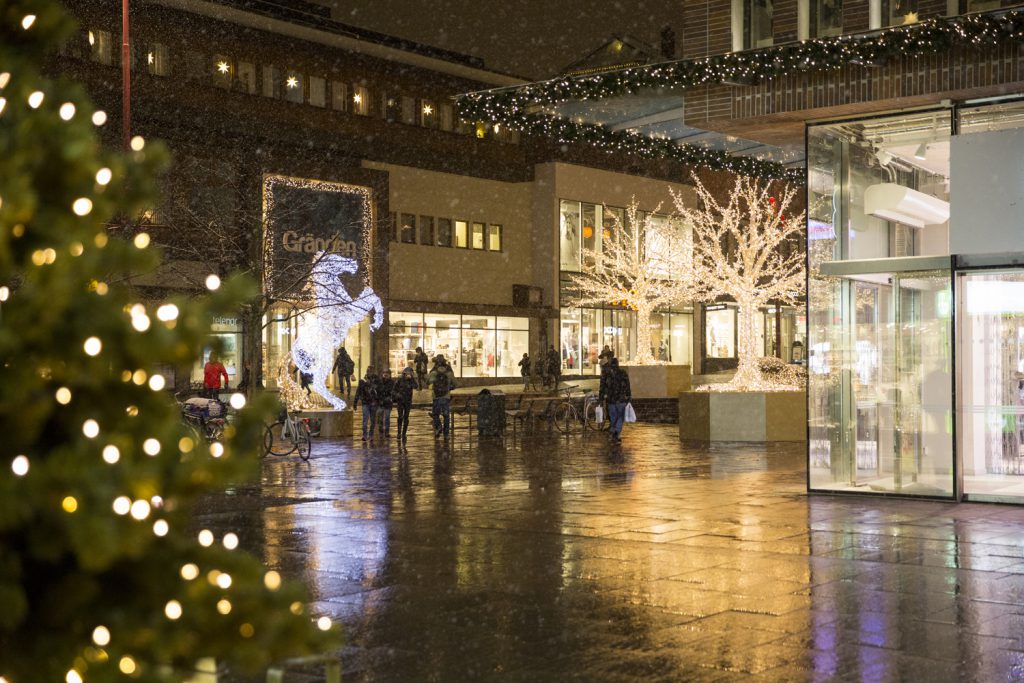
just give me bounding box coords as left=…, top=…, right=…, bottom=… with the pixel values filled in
left=400, top=213, right=417, bottom=244
left=437, top=218, right=453, bottom=247
left=455, top=220, right=469, bottom=248
left=487, top=223, right=503, bottom=252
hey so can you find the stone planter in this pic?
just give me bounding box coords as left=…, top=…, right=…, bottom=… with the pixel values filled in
left=624, top=364, right=692, bottom=399
left=298, top=408, right=353, bottom=437
left=678, top=390, right=806, bottom=442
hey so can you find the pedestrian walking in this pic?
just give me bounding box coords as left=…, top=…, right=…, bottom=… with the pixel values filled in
left=546, top=345, right=561, bottom=390
left=599, top=357, right=631, bottom=443
left=518, top=352, right=532, bottom=391
left=414, top=346, right=429, bottom=391
left=427, top=355, right=456, bottom=438
left=599, top=345, right=614, bottom=366
left=393, top=367, right=417, bottom=441
left=202, top=351, right=229, bottom=398
left=376, top=368, right=395, bottom=437
left=333, top=346, right=354, bottom=396
left=353, top=366, right=380, bottom=441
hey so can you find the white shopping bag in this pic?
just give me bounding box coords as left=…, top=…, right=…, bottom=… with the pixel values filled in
left=594, top=405, right=604, bottom=424
left=623, top=402, right=637, bottom=423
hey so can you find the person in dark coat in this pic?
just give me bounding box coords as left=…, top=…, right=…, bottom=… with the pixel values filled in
left=393, top=367, right=417, bottom=441
left=546, top=345, right=561, bottom=391
left=414, top=346, right=429, bottom=390
left=599, top=357, right=631, bottom=443
left=518, top=352, right=532, bottom=391
left=353, top=366, right=380, bottom=441
left=427, top=355, right=456, bottom=438
left=333, top=346, right=355, bottom=395
left=376, top=368, right=396, bottom=437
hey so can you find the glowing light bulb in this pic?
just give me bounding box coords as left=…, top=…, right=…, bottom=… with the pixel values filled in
left=55, top=387, right=72, bottom=404
left=62, top=496, right=78, bottom=513
left=148, top=374, right=165, bottom=391
left=130, top=499, right=151, bottom=520
left=229, top=393, right=246, bottom=409
left=156, top=304, right=179, bottom=321
left=92, top=625, right=111, bottom=646
left=92, top=110, right=107, bottom=125
left=102, top=445, right=120, bottom=464
left=264, top=570, right=281, bottom=590
left=216, top=573, right=232, bottom=589
left=164, top=600, right=182, bottom=620
left=112, top=496, right=131, bottom=515
left=317, top=616, right=332, bottom=631
left=83, top=336, right=102, bottom=356
left=286, top=76, right=298, bottom=88
left=180, top=563, right=199, bottom=580
left=132, top=314, right=150, bottom=332
left=133, top=232, right=150, bottom=249
left=119, top=656, right=136, bottom=675
left=0, top=287, right=8, bottom=301
left=222, top=533, right=238, bottom=550
left=59, top=102, right=75, bottom=120
left=209, top=442, right=224, bottom=458
left=66, top=670, right=82, bottom=683
left=72, top=198, right=93, bottom=216
left=130, top=135, right=145, bottom=151
left=198, top=530, right=214, bottom=547
left=143, top=439, right=160, bottom=456
left=11, top=455, right=29, bottom=476
left=205, top=274, right=221, bottom=290
left=217, top=599, right=232, bottom=614
left=21, top=15, right=36, bottom=29
left=27, top=91, right=43, bottom=108
left=153, top=519, right=169, bottom=536
left=82, top=419, right=99, bottom=438
left=217, top=61, right=230, bottom=74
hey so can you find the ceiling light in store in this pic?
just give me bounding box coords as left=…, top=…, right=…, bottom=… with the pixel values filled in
left=865, top=183, right=949, bottom=229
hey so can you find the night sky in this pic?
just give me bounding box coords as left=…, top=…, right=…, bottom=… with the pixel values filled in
left=316, top=0, right=685, bottom=80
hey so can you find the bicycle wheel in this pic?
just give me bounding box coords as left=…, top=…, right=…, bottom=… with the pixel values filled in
left=296, top=422, right=312, bottom=461
left=553, top=402, right=577, bottom=434
left=264, top=422, right=296, bottom=456
left=585, top=401, right=610, bottom=431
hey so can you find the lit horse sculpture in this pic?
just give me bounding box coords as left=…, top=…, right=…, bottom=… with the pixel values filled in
left=286, top=251, right=382, bottom=410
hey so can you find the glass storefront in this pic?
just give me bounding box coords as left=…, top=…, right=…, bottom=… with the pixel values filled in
left=559, top=307, right=692, bottom=372
left=559, top=200, right=625, bottom=272
left=191, top=317, right=242, bottom=387
left=263, top=303, right=370, bottom=389
left=388, top=312, right=528, bottom=378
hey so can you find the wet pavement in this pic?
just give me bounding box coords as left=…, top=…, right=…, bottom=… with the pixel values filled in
left=199, top=414, right=1024, bottom=681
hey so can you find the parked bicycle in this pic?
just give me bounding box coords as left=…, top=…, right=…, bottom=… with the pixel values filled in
left=177, top=392, right=228, bottom=442
left=264, top=410, right=312, bottom=461
left=551, top=385, right=607, bottom=433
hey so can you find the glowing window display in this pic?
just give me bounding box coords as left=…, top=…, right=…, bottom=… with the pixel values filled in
left=705, top=306, right=736, bottom=359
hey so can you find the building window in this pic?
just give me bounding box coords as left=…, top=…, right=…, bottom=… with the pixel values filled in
left=212, top=55, right=233, bottom=89
left=388, top=312, right=530, bottom=378
left=744, top=0, right=774, bottom=48
left=882, top=0, right=919, bottom=26
left=960, top=0, right=1000, bottom=12
left=185, top=50, right=207, bottom=81
left=237, top=61, right=257, bottom=94
left=419, top=216, right=435, bottom=245
left=382, top=93, right=400, bottom=121
left=475, top=122, right=487, bottom=139
left=147, top=42, right=170, bottom=76
left=88, top=29, right=113, bottom=65
left=401, top=96, right=416, bottom=125
left=352, top=85, right=370, bottom=115
left=308, top=76, right=326, bottom=107
left=487, top=224, right=502, bottom=252
left=471, top=222, right=485, bottom=250
left=440, top=104, right=454, bottom=132
left=400, top=214, right=416, bottom=243
left=283, top=71, right=304, bottom=104
left=262, top=65, right=281, bottom=98
left=455, top=220, right=469, bottom=248
left=331, top=82, right=348, bottom=111
left=437, top=218, right=453, bottom=247
left=810, top=0, right=843, bottom=37
left=421, top=99, right=437, bottom=128
left=705, top=306, right=737, bottom=359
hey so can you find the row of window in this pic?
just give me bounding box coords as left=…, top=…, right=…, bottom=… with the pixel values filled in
left=388, top=312, right=529, bottom=378
left=63, top=28, right=518, bottom=143
left=389, top=213, right=503, bottom=252
left=740, top=0, right=1012, bottom=50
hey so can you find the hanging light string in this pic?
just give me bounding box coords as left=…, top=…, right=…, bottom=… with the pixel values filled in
left=456, top=9, right=1024, bottom=181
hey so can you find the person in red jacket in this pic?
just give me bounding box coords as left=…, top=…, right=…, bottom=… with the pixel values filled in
left=203, top=351, right=229, bottom=398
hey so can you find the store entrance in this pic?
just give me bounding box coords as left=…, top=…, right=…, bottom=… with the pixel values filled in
left=958, top=269, right=1024, bottom=502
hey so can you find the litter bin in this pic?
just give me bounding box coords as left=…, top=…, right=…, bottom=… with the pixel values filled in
left=476, top=389, right=506, bottom=436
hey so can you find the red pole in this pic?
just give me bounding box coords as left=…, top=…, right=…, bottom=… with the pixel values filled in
left=121, top=0, right=130, bottom=150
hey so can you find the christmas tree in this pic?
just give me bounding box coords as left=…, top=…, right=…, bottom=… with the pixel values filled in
left=0, top=1, right=334, bottom=681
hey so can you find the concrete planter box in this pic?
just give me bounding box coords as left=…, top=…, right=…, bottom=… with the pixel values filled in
left=298, top=408, right=353, bottom=437
left=624, top=364, right=692, bottom=399
left=678, top=390, right=806, bottom=442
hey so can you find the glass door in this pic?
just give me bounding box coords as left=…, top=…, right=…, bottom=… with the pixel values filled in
left=959, top=270, right=1024, bottom=502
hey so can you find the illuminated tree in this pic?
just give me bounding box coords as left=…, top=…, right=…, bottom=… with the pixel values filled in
left=672, top=175, right=805, bottom=390
left=0, top=1, right=332, bottom=680
left=566, top=201, right=696, bottom=365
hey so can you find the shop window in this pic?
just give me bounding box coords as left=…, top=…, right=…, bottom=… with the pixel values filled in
left=471, top=222, right=486, bottom=250
left=308, top=76, right=326, bottom=107
left=388, top=312, right=424, bottom=375
left=437, top=218, right=453, bottom=247
left=382, top=93, right=400, bottom=122
left=882, top=0, right=919, bottom=26
left=283, top=71, right=304, bottom=104
left=237, top=61, right=257, bottom=94
left=603, top=206, right=623, bottom=254
left=455, top=220, right=469, bottom=248
left=419, top=216, right=435, bottom=246
left=461, top=316, right=495, bottom=378
left=705, top=306, right=736, bottom=358
left=400, top=214, right=416, bottom=244
left=744, top=0, right=774, bottom=48
left=401, top=96, right=416, bottom=125
left=669, top=312, right=693, bottom=365
left=439, top=104, right=454, bottom=131
left=262, top=65, right=281, bottom=98
left=424, top=314, right=462, bottom=375
left=88, top=29, right=113, bottom=65
left=192, top=318, right=242, bottom=388
left=186, top=50, right=207, bottom=82
left=560, top=200, right=582, bottom=272
left=147, top=42, right=170, bottom=76
left=331, top=82, right=348, bottom=112
left=212, top=55, right=233, bottom=89
left=421, top=99, right=437, bottom=128
left=810, top=0, right=843, bottom=37
left=487, top=224, right=502, bottom=252
left=352, top=85, right=370, bottom=115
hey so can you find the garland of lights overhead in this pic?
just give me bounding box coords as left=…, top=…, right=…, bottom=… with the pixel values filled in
left=456, top=10, right=1024, bottom=181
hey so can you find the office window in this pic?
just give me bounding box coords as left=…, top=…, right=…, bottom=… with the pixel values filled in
left=472, top=222, right=485, bottom=250
left=401, top=96, right=416, bottom=125
left=262, top=65, right=281, bottom=98
left=147, top=42, right=170, bottom=76
left=212, top=55, right=233, bottom=89
left=400, top=214, right=416, bottom=244
left=440, top=104, right=454, bottom=132
left=745, top=0, right=774, bottom=48
left=237, top=61, right=257, bottom=94
left=421, top=99, right=437, bottom=128
left=331, top=82, right=348, bottom=111
left=455, top=220, right=469, bottom=248
left=353, top=85, right=370, bottom=115
left=283, top=71, right=304, bottom=104
left=419, top=216, right=435, bottom=246
left=308, top=76, right=326, bottom=107
left=810, top=0, right=843, bottom=37
left=487, top=224, right=502, bottom=252
left=88, top=29, right=113, bottom=65
left=437, top=218, right=453, bottom=247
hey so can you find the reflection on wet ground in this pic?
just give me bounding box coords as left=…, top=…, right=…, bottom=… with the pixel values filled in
left=199, top=419, right=1024, bottom=681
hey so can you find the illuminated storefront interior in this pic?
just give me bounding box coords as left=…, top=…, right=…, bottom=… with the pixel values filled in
left=388, top=312, right=529, bottom=378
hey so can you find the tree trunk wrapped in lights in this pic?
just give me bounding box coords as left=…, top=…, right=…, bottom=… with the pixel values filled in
left=566, top=202, right=695, bottom=365
left=672, top=176, right=806, bottom=391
